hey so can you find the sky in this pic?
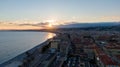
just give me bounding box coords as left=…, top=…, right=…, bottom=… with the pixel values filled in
left=0, top=0, right=120, bottom=29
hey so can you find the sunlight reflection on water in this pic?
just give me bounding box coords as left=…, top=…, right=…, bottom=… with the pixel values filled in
left=47, top=33, right=56, bottom=39
left=0, top=31, right=55, bottom=64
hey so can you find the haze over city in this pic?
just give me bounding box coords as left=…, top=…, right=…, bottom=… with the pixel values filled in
left=0, top=0, right=120, bottom=30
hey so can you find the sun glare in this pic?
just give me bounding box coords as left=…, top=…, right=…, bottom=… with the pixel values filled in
left=48, top=23, right=52, bottom=27
left=47, top=19, right=55, bottom=23
left=46, top=19, right=56, bottom=28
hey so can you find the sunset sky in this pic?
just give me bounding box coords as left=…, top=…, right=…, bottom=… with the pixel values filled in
left=0, top=0, right=120, bottom=30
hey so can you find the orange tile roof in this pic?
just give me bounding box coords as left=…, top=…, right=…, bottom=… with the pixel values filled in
left=99, top=55, right=117, bottom=65
left=105, top=46, right=120, bottom=49
left=93, top=45, right=118, bottom=65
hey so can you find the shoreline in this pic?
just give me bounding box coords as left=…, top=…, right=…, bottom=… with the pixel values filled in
left=0, top=34, right=55, bottom=67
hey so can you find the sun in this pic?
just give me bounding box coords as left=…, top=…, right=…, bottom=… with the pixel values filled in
left=48, top=23, right=52, bottom=27
left=46, top=19, right=56, bottom=28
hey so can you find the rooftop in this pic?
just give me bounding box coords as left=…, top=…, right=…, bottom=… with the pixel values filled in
left=99, top=55, right=117, bottom=65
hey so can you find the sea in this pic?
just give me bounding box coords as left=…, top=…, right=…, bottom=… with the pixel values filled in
left=0, top=31, right=55, bottom=64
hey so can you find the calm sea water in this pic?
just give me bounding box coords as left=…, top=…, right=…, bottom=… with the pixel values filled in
left=0, top=31, right=55, bottom=64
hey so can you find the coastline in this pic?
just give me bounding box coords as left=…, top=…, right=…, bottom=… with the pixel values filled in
left=0, top=33, right=55, bottom=67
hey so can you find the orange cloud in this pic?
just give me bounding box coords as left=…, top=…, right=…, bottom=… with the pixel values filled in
left=0, top=23, right=41, bottom=30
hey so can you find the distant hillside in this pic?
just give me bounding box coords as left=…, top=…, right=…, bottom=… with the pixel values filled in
left=56, top=25, right=120, bottom=31
left=57, top=22, right=120, bottom=28
left=56, top=22, right=120, bottom=31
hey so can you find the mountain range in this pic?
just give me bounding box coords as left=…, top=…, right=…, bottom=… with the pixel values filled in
left=57, top=22, right=120, bottom=28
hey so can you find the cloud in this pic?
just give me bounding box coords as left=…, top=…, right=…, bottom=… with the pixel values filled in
left=100, top=16, right=120, bottom=21
left=17, top=22, right=49, bottom=27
